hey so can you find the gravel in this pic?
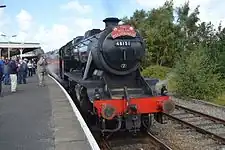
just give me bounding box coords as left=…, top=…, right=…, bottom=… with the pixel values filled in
left=171, top=96, right=225, bottom=120
left=108, top=133, right=166, bottom=150
left=111, top=143, right=159, bottom=150
left=150, top=119, right=224, bottom=150
left=149, top=96, right=225, bottom=150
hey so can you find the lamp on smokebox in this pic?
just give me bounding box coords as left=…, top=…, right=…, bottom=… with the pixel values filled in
left=161, top=84, right=168, bottom=96
left=94, top=88, right=101, bottom=100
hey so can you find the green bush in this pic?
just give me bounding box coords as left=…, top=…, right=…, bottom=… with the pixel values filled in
left=141, top=65, right=171, bottom=80
left=172, top=46, right=224, bottom=101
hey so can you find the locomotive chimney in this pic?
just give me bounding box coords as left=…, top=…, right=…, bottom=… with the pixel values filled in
left=103, top=17, right=121, bottom=28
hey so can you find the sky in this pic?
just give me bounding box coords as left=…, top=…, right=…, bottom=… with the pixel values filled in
left=0, top=0, right=225, bottom=52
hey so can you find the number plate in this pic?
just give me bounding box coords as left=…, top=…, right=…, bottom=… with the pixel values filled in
left=115, top=41, right=131, bottom=47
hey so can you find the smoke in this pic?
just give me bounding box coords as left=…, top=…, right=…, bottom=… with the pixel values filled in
left=47, top=63, right=57, bottom=73
left=101, top=0, right=117, bottom=16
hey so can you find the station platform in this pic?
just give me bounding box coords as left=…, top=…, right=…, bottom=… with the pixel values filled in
left=0, top=75, right=100, bottom=150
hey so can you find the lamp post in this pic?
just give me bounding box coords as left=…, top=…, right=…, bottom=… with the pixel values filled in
left=0, top=34, right=17, bottom=59
left=0, top=5, right=6, bottom=58
left=20, top=42, right=24, bottom=59
left=0, top=5, right=6, bottom=8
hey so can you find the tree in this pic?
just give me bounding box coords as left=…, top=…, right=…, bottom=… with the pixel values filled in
left=122, top=1, right=201, bottom=68
left=123, top=0, right=225, bottom=101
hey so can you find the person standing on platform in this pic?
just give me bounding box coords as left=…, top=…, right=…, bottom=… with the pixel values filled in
left=37, top=55, right=47, bottom=86
left=23, top=59, right=28, bottom=82
left=32, top=58, right=36, bottom=75
left=27, top=60, right=33, bottom=77
left=0, top=57, right=4, bottom=96
left=8, top=57, right=18, bottom=92
left=3, top=59, right=10, bottom=85
left=18, top=59, right=27, bottom=84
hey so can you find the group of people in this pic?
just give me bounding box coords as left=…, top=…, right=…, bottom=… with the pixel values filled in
left=0, top=55, right=48, bottom=96
left=2, top=58, right=36, bottom=85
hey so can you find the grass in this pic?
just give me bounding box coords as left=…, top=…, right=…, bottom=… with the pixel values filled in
left=166, top=74, right=225, bottom=107
left=166, top=78, right=225, bottom=106
left=142, top=68, right=225, bottom=107
left=213, top=95, right=225, bottom=106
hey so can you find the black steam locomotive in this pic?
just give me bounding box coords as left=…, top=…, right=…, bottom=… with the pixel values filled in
left=47, top=17, right=174, bottom=135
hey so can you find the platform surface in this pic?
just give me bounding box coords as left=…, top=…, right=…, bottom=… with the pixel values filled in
left=0, top=75, right=98, bottom=150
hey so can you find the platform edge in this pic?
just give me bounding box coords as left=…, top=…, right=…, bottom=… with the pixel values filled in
left=48, top=75, right=101, bottom=150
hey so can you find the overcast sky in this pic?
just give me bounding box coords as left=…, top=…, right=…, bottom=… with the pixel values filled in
left=0, top=0, right=224, bottom=52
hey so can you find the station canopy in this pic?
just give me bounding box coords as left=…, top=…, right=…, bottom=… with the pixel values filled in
left=0, top=42, right=41, bottom=57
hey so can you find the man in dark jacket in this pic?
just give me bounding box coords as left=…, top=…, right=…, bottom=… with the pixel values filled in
left=0, top=57, right=4, bottom=96
left=3, top=59, right=10, bottom=85
left=8, top=58, right=18, bottom=92
left=18, top=59, right=27, bottom=84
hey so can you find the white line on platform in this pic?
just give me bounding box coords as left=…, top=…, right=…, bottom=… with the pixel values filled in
left=49, top=75, right=101, bottom=150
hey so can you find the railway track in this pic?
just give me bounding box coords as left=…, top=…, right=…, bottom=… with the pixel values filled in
left=164, top=104, right=225, bottom=149
left=99, top=131, right=172, bottom=150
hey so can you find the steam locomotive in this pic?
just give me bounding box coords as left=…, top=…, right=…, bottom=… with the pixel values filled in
left=47, top=17, right=174, bottom=135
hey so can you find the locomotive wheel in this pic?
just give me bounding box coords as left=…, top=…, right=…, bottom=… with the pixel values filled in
left=79, top=88, right=91, bottom=123
left=68, top=81, right=75, bottom=97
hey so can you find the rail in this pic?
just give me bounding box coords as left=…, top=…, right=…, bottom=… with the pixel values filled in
left=164, top=104, right=225, bottom=145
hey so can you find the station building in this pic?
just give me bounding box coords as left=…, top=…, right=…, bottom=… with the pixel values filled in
left=0, top=41, right=42, bottom=59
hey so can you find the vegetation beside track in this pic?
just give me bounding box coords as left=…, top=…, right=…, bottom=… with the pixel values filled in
left=123, top=0, right=225, bottom=105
